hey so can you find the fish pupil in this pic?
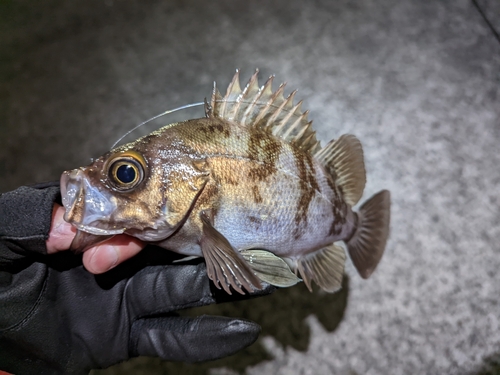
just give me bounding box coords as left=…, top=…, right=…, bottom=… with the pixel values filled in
left=116, top=164, right=136, bottom=183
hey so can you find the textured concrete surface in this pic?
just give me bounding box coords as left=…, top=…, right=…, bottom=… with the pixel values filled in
left=1, top=0, right=500, bottom=374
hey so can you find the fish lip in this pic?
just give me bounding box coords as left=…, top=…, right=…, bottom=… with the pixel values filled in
left=60, top=168, right=121, bottom=234
left=74, top=223, right=126, bottom=236
left=60, top=170, right=78, bottom=214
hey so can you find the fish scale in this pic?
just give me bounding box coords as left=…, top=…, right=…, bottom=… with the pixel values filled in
left=60, top=71, right=391, bottom=295
left=161, top=118, right=347, bottom=254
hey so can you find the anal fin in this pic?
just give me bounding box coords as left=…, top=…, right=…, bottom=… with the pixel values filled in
left=297, top=243, right=346, bottom=293
left=240, top=249, right=301, bottom=288
left=200, top=210, right=262, bottom=295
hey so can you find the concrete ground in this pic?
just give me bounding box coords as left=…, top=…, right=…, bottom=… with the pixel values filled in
left=1, top=0, right=499, bottom=374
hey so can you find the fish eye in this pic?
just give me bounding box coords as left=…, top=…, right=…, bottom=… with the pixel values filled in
left=115, top=163, right=138, bottom=183
left=106, top=152, right=146, bottom=191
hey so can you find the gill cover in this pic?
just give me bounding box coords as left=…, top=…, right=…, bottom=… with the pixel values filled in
left=158, top=158, right=210, bottom=232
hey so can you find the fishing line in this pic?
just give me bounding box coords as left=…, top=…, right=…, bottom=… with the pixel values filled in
left=112, top=95, right=308, bottom=149
left=111, top=102, right=205, bottom=149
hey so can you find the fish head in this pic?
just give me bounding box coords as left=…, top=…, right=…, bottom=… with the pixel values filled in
left=60, top=139, right=210, bottom=249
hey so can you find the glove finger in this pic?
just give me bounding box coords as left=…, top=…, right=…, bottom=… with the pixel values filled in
left=125, top=262, right=275, bottom=318
left=126, top=263, right=214, bottom=318
left=129, top=315, right=261, bottom=362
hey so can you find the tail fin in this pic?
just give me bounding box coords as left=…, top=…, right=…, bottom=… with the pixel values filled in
left=346, top=190, right=391, bottom=279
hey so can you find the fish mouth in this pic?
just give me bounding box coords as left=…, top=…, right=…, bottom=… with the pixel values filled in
left=73, top=223, right=124, bottom=236
left=60, top=169, right=125, bottom=236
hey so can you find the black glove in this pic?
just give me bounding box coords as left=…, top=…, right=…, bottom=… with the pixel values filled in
left=0, top=248, right=272, bottom=375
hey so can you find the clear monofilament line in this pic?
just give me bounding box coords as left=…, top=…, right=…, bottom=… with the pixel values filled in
left=111, top=99, right=303, bottom=150
left=111, top=102, right=205, bottom=149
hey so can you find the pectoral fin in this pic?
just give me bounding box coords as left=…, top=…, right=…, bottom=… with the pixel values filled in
left=240, top=249, right=301, bottom=288
left=200, top=210, right=262, bottom=295
left=70, top=230, right=114, bottom=254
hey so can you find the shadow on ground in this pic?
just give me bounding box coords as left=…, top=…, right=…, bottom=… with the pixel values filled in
left=92, top=276, right=349, bottom=375
left=473, top=355, right=500, bottom=375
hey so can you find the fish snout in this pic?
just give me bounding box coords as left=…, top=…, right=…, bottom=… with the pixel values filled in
left=60, top=168, right=123, bottom=235
left=60, top=169, right=84, bottom=222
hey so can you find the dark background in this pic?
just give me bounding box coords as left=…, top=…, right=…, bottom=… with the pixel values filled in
left=1, top=1, right=500, bottom=374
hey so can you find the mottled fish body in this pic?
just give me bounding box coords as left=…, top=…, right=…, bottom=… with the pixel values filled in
left=61, top=71, right=391, bottom=294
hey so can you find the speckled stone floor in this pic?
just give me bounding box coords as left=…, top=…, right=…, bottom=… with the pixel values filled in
left=1, top=1, right=499, bottom=374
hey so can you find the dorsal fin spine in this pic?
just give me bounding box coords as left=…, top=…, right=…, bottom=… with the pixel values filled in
left=274, top=100, right=303, bottom=135
left=264, top=83, right=287, bottom=126
left=225, top=72, right=242, bottom=120
left=267, top=83, right=295, bottom=134
left=252, top=76, right=275, bottom=126
left=241, top=77, right=268, bottom=124
left=271, top=92, right=299, bottom=135
left=282, top=110, right=309, bottom=139
left=236, top=72, right=260, bottom=124
left=210, top=87, right=222, bottom=118
left=292, top=121, right=312, bottom=146
left=211, top=70, right=321, bottom=155
left=295, top=132, right=317, bottom=150
left=261, top=83, right=285, bottom=129
left=219, top=70, right=237, bottom=116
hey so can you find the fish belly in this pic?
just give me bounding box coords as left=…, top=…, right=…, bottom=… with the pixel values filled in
left=215, top=195, right=334, bottom=257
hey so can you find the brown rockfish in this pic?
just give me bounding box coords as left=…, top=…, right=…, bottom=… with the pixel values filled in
left=60, top=71, right=391, bottom=295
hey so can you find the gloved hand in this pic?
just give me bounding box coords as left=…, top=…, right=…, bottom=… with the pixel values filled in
left=0, top=247, right=272, bottom=375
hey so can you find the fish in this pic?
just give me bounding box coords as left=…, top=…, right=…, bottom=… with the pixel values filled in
left=60, top=70, right=391, bottom=295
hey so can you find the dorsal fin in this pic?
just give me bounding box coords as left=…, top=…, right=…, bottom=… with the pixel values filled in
left=210, top=70, right=321, bottom=155
left=314, top=134, right=366, bottom=206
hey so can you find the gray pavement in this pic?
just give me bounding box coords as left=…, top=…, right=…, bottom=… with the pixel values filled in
left=1, top=1, right=499, bottom=374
